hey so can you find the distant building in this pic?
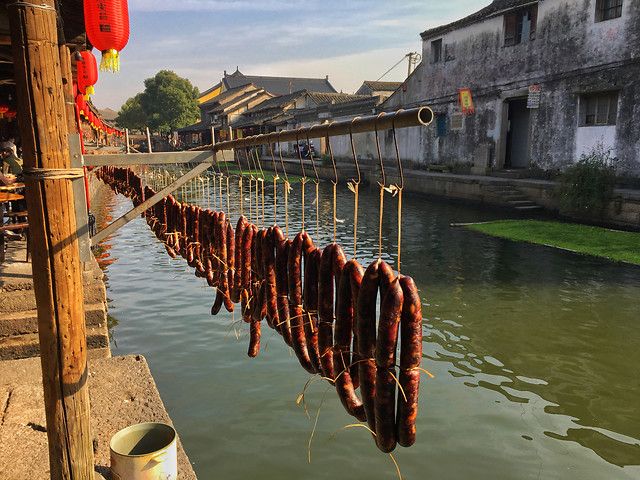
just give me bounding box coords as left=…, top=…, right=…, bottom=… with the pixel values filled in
left=231, top=90, right=373, bottom=156
left=177, top=83, right=275, bottom=146
left=198, top=68, right=337, bottom=104
left=384, top=0, right=640, bottom=174
left=179, top=68, right=339, bottom=147
left=355, top=81, right=403, bottom=102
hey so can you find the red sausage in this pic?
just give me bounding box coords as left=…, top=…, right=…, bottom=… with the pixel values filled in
left=231, top=216, right=249, bottom=302
left=357, top=259, right=381, bottom=432
left=303, top=247, right=322, bottom=373
left=373, top=264, right=403, bottom=453
left=318, top=243, right=347, bottom=381
left=334, top=259, right=366, bottom=422
left=263, top=227, right=280, bottom=333
left=223, top=222, right=235, bottom=312
left=248, top=315, right=261, bottom=358
left=275, top=235, right=292, bottom=347
left=396, top=275, right=423, bottom=447
left=287, top=232, right=315, bottom=374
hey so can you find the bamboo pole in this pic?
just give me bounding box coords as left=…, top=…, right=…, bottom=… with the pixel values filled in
left=9, top=1, right=93, bottom=479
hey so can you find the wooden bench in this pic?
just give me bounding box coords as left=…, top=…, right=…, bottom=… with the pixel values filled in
left=0, top=221, right=30, bottom=263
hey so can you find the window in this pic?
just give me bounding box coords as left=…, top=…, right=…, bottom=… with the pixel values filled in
left=595, top=0, right=623, bottom=22
left=431, top=39, right=442, bottom=63
left=581, top=92, right=618, bottom=126
left=504, top=4, right=538, bottom=46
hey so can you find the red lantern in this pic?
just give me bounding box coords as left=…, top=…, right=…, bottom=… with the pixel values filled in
left=77, top=50, right=98, bottom=96
left=75, top=93, right=87, bottom=115
left=84, top=0, right=129, bottom=73
left=4, top=108, right=17, bottom=122
left=0, top=103, right=8, bottom=118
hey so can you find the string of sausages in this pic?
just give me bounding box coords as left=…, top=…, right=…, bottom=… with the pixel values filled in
left=96, top=166, right=424, bottom=453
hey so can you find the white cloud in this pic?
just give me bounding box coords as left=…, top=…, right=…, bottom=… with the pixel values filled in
left=93, top=1, right=491, bottom=109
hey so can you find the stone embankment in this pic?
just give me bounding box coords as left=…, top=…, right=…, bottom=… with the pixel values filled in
left=266, top=157, right=640, bottom=229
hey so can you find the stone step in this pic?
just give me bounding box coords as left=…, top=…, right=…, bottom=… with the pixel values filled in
left=0, top=302, right=107, bottom=337
left=0, top=283, right=106, bottom=314
left=0, top=325, right=110, bottom=361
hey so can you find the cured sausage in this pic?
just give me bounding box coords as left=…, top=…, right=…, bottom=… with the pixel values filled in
left=396, top=275, right=422, bottom=447
left=253, top=229, right=268, bottom=324
left=275, top=233, right=292, bottom=347
left=287, top=232, right=315, bottom=374
left=373, top=263, right=403, bottom=453
left=224, top=221, right=235, bottom=312
left=334, top=259, right=366, bottom=422
left=303, top=247, right=321, bottom=373
left=357, top=259, right=381, bottom=433
left=318, top=243, right=346, bottom=381
left=211, top=212, right=229, bottom=315
left=357, top=259, right=400, bottom=442
left=231, top=216, right=248, bottom=302
left=263, top=227, right=280, bottom=333
left=248, top=312, right=261, bottom=358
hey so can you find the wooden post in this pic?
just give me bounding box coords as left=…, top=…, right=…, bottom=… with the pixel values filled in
left=59, top=45, right=78, bottom=136
left=8, top=1, right=94, bottom=479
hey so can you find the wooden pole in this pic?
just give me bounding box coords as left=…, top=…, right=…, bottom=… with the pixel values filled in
left=59, top=45, right=77, bottom=136
left=8, top=1, right=94, bottom=479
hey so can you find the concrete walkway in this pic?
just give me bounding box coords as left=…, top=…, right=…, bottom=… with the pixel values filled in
left=0, top=237, right=197, bottom=479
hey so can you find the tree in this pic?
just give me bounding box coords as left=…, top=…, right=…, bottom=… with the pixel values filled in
left=117, top=70, right=200, bottom=134
left=116, top=93, right=146, bottom=132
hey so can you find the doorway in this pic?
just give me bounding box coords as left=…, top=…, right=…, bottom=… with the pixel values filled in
left=504, top=98, right=530, bottom=168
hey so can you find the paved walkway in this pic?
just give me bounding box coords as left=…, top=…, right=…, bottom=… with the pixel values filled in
left=0, top=238, right=197, bottom=480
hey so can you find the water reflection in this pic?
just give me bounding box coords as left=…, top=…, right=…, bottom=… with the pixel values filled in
left=92, top=176, right=640, bottom=479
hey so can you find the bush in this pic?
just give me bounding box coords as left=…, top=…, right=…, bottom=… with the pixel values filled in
left=557, top=143, right=617, bottom=215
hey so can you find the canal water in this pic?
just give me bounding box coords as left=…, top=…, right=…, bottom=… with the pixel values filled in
left=92, top=177, right=640, bottom=480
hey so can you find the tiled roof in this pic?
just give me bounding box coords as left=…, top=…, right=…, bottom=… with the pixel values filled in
left=246, top=90, right=308, bottom=113
left=200, top=83, right=259, bottom=109
left=307, top=92, right=370, bottom=105
left=421, top=0, right=532, bottom=39
left=360, top=81, right=403, bottom=92
left=223, top=69, right=337, bottom=95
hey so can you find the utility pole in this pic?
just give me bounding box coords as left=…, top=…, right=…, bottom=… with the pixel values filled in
left=407, top=52, right=422, bottom=78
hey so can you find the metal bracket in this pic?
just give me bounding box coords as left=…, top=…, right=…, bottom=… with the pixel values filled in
left=68, top=134, right=91, bottom=262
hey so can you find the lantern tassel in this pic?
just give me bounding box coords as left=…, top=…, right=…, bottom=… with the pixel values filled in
left=100, top=49, right=120, bottom=73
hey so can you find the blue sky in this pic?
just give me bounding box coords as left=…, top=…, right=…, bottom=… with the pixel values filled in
left=93, top=0, right=491, bottom=111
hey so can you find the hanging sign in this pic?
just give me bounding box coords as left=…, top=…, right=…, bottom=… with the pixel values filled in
left=527, top=85, right=541, bottom=108
left=450, top=114, right=463, bottom=130
left=458, top=89, right=475, bottom=115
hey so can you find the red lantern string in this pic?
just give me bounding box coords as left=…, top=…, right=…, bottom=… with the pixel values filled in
left=84, top=0, right=130, bottom=73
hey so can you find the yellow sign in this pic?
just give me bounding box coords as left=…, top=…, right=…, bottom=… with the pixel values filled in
left=458, top=89, right=475, bottom=115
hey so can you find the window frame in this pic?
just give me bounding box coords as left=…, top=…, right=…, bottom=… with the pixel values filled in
left=504, top=3, right=538, bottom=46
left=431, top=38, right=443, bottom=64
left=580, top=91, right=619, bottom=127
left=595, top=0, right=623, bottom=22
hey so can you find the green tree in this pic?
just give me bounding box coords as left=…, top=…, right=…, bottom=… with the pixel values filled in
left=117, top=70, right=200, bottom=134
left=116, top=93, right=146, bottom=132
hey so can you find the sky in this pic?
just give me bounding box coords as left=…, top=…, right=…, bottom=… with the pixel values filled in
left=93, top=0, right=492, bottom=111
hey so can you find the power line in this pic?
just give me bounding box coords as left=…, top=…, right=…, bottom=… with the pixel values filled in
left=376, top=55, right=409, bottom=82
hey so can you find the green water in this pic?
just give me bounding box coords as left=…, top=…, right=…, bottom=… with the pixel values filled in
left=93, top=179, right=640, bottom=479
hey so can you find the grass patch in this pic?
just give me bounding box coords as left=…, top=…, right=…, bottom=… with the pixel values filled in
left=466, top=220, right=640, bottom=265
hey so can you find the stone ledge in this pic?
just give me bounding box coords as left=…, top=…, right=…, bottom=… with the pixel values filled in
left=0, top=355, right=197, bottom=479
